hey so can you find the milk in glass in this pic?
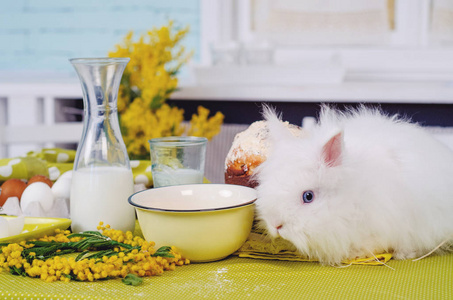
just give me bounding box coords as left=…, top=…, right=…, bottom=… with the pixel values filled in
left=152, top=168, right=203, bottom=188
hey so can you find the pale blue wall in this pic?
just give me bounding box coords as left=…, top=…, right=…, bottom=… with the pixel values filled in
left=0, top=0, right=200, bottom=75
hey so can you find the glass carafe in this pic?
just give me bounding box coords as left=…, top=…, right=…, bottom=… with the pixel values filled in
left=69, top=57, right=135, bottom=233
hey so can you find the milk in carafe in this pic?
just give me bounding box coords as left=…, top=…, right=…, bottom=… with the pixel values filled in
left=70, top=166, right=135, bottom=233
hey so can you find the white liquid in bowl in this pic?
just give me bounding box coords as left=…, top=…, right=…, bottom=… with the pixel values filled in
left=131, top=184, right=257, bottom=211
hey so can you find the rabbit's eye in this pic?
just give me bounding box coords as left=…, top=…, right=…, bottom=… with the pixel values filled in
left=302, top=190, right=314, bottom=203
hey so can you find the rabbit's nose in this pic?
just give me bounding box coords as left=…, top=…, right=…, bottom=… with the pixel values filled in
left=275, top=224, right=283, bottom=237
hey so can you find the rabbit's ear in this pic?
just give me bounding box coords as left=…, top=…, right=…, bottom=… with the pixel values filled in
left=262, top=105, right=294, bottom=141
left=322, top=131, right=343, bottom=167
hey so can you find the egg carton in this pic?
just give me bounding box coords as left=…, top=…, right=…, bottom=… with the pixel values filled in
left=0, top=171, right=71, bottom=219
left=0, top=196, right=69, bottom=219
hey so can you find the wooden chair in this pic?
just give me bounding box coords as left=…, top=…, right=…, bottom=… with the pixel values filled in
left=0, top=123, right=83, bottom=158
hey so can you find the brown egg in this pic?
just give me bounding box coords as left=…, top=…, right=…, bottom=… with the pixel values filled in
left=27, top=175, right=53, bottom=188
left=0, top=179, right=27, bottom=206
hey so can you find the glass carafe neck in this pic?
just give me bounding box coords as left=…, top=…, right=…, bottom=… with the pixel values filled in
left=70, top=58, right=129, bottom=110
left=70, top=57, right=131, bottom=170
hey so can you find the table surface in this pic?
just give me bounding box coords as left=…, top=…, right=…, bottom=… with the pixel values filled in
left=1, top=251, right=452, bottom=299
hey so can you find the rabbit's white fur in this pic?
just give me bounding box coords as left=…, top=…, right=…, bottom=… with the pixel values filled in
left=255, top=106, right=453, bottom=265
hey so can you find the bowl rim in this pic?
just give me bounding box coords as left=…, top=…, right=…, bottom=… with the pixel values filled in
left=128, top=184, right=257, bottom=213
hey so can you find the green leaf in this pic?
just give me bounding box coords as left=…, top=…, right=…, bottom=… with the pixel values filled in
left=164, top=87, right=177, bottom=95
left=63, top=273, right=77, bottom=280
left=155, top=246, right=172, bottom=253
left=122, top=274, right=143, bottom=286
left=152, top=246, right=174, bottom=258
left=75, top=250, right=91, bottom=261
left=153, top=252, right=174, bottom=258
left=82, top=249, right=116, bottom=261
left=68, top=231, right=105, bottom=239
left=10, top=266, right=26, bottom=276
left=150, top=94, right=163, bottom=110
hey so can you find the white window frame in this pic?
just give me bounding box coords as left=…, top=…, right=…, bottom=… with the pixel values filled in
left=199, top=0, right=453, bottom=82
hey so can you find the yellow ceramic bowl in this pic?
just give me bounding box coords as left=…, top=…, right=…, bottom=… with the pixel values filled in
left=128, top=184, right=257, bottom=262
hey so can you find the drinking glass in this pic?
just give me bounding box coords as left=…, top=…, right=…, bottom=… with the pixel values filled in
left=149, top=137, right=207, bottom=188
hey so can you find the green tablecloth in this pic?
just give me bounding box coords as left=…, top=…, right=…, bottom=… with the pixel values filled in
left=0, top=148, right=153, bottom=187
left=0, top=252, right=451, bottom=299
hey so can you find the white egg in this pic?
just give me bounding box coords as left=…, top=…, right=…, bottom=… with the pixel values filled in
left=21, top=182, right=55, bottom=212
left=7, top=215, right=24, bottom=236
left=0, top=216, right=24, bottom=238
left=0, top=217, right=9, bottom=238
left=59, top=170, right=73, bottom=180
left=52, top=177, right=72, bottom=199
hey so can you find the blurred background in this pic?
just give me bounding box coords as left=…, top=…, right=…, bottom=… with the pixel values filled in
left=0, top=0, right=199, bottom=78
left=1, top=0, right=453, bottom=183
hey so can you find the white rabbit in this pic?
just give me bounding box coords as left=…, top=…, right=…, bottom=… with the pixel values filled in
left=255, top=105, right=453, bottom=265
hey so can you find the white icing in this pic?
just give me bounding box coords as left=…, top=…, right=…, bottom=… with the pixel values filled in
left=225, top=120, right=304, bottom=169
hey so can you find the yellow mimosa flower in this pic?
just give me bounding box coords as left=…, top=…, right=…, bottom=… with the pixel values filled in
left=108, top=21, right=224, bottom=159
